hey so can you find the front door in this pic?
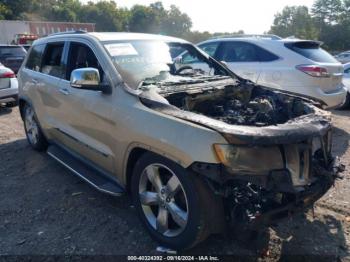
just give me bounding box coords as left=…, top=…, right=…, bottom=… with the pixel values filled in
left=54, top=41, right=116, bottom=173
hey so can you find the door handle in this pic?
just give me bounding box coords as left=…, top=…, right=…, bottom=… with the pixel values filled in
left=31, top=78, right=38, bottom=84
left=59, top=88, right=70, bottom=95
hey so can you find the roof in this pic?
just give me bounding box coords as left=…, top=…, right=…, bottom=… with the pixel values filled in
left=38, top=31, right=189, bottom=44
left=199, top=36, right=320, bottom=46
left=89, top=32, right=188, bottom=43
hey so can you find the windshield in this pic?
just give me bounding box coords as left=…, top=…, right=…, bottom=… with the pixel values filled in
left=103, top=40, right=225, bottom=89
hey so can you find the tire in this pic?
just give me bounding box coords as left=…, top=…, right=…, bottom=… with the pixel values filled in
left=131, top=152, right=215, bottom=250
left=338, top=92, right=350, bottom=110
left=23, top=103, right=48, bottom=151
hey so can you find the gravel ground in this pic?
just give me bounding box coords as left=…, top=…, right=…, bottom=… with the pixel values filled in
left=0, top=107, right=349, bottom=261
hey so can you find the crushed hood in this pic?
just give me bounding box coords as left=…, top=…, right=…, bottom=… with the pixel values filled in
left=138, top=76, right=332, bottom=145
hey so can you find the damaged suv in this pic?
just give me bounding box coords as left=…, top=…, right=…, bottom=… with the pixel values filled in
left=18, top=32, right=344, bottom=250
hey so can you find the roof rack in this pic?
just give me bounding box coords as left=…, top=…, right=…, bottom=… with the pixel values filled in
left=48, top=30, right=87, bottom=37
left=210, top=34, right=282, bottom=40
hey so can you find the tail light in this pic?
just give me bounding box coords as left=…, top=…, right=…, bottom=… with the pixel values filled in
left=296, top=65, right=330, bottom=78
left=0, top=71, right=16, bottom=78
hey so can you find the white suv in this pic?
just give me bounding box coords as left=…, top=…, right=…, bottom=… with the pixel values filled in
left=177, top=36, right=346, bottom=109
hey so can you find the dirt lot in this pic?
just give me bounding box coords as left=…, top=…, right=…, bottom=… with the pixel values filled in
left=0, top=107, right=349, bottom=260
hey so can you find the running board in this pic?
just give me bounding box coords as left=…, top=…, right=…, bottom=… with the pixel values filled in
left=47, top=145, right=124, bottom=196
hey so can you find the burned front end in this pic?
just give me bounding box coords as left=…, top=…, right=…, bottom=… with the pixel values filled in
left=139, top=75, right=344, bottom=227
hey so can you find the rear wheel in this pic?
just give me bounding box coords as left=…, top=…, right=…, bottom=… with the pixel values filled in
left=23, top=104, right=48, bottom=151
left=131, top=152, right=213, bottom=250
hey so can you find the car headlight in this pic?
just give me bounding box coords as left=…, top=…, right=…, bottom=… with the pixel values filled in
left=213, top=144, right=284, bottom=174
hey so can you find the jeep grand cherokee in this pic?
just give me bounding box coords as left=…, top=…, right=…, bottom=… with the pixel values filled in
left=17, top=32, right=344, bottom=250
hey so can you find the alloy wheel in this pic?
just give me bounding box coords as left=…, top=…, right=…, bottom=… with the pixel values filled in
left=25, top=106, right=39, bottom=145
left=138, top=163, right=189, bottom=237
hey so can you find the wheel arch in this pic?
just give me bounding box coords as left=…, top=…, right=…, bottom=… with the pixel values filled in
left=123, top=143, right=194, bottom=192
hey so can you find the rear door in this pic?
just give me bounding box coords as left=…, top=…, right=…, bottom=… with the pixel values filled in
left=214, top=41, right=261, bottom=82
left=36, top=41, right=68, bottom=140
left=19, top=42, right=68, bottom=138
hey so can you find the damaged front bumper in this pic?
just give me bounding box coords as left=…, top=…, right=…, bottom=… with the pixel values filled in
left=190, top=136, right=345, bottom=228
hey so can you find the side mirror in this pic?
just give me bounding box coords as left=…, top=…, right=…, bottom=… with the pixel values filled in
left=70, top=68, right=111, bottom=94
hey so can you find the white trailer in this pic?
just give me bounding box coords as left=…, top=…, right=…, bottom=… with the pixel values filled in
left=0, top=20, right=31, bottom=44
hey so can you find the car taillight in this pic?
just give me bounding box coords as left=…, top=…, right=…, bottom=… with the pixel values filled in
left=0, top=72, right=16, bottom=78
left=296, top=65, right=330, bottom=77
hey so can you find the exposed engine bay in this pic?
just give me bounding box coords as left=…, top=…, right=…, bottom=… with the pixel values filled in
left=139, top=74, right=319, bottom=128
left=162, top=78, right=311, bottom=127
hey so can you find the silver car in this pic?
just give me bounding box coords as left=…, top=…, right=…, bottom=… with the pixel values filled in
left=335, top=51, right=350, bottom=64
left=0, top=63, right=18, bottom=107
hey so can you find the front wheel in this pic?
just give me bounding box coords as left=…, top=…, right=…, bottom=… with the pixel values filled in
left=131, top=152, right=214, bottom=250
left=23, top=104, right=48, bottom=151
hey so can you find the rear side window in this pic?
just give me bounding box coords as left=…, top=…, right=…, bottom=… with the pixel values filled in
left=0, top=46, right=26, bottom=57
left=256, top=46, right=279, bottom=62
left=41, top=43, right=65, bottom=78
left=344, top=67, right=350, bottom=74
left=216, top=42, right=278, bottom=62
left=25, top=44, right=45, bottom=72
left=285, top=42, right=337, bottom=63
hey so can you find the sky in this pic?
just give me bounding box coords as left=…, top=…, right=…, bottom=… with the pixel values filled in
left=81, top=0, right=316, bottom=34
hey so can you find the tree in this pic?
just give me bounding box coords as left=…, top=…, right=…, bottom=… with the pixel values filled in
left=0, top=4, right=11, bottom=20
left=311, top=0, right=349, bottom=50
left=79, top=1, right=128, bottom=32
left=161, top=5, right=192, bottom=37
left=0, top=0, right=34, bottom=19
left=128, top=4, right=162, bottom=33
left=312, top=0, right=343, bottom=24
left=269, top=6, right=318, bottom=39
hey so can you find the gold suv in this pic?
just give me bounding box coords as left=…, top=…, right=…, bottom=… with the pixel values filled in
left=17, top=32, right=343, bottom=250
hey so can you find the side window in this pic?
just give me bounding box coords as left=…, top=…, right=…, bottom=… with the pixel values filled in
left=41, top=43, right=65, bottom=78
left=198, top=42, right=219, bottom=57
left=66, top=42, right=103, bottom=81
left=344, top=67, right=350, bottom=74
left=25, top=44, right=45, bottom=72
left=181, top=42, right=219, bottom=64
left=217, top=42, right=259, bottom=62
left=256, top=46, right=279, bottom=62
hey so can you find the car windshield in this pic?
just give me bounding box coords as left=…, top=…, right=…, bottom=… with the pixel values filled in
left=103, top=40, right=220, bottom=89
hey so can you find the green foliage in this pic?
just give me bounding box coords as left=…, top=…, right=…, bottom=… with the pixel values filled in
left=270, top=0, right=350, bottom=51
left=0, top=0, right=32, bottom=19
left=270, top=6, right=319, bottom=39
